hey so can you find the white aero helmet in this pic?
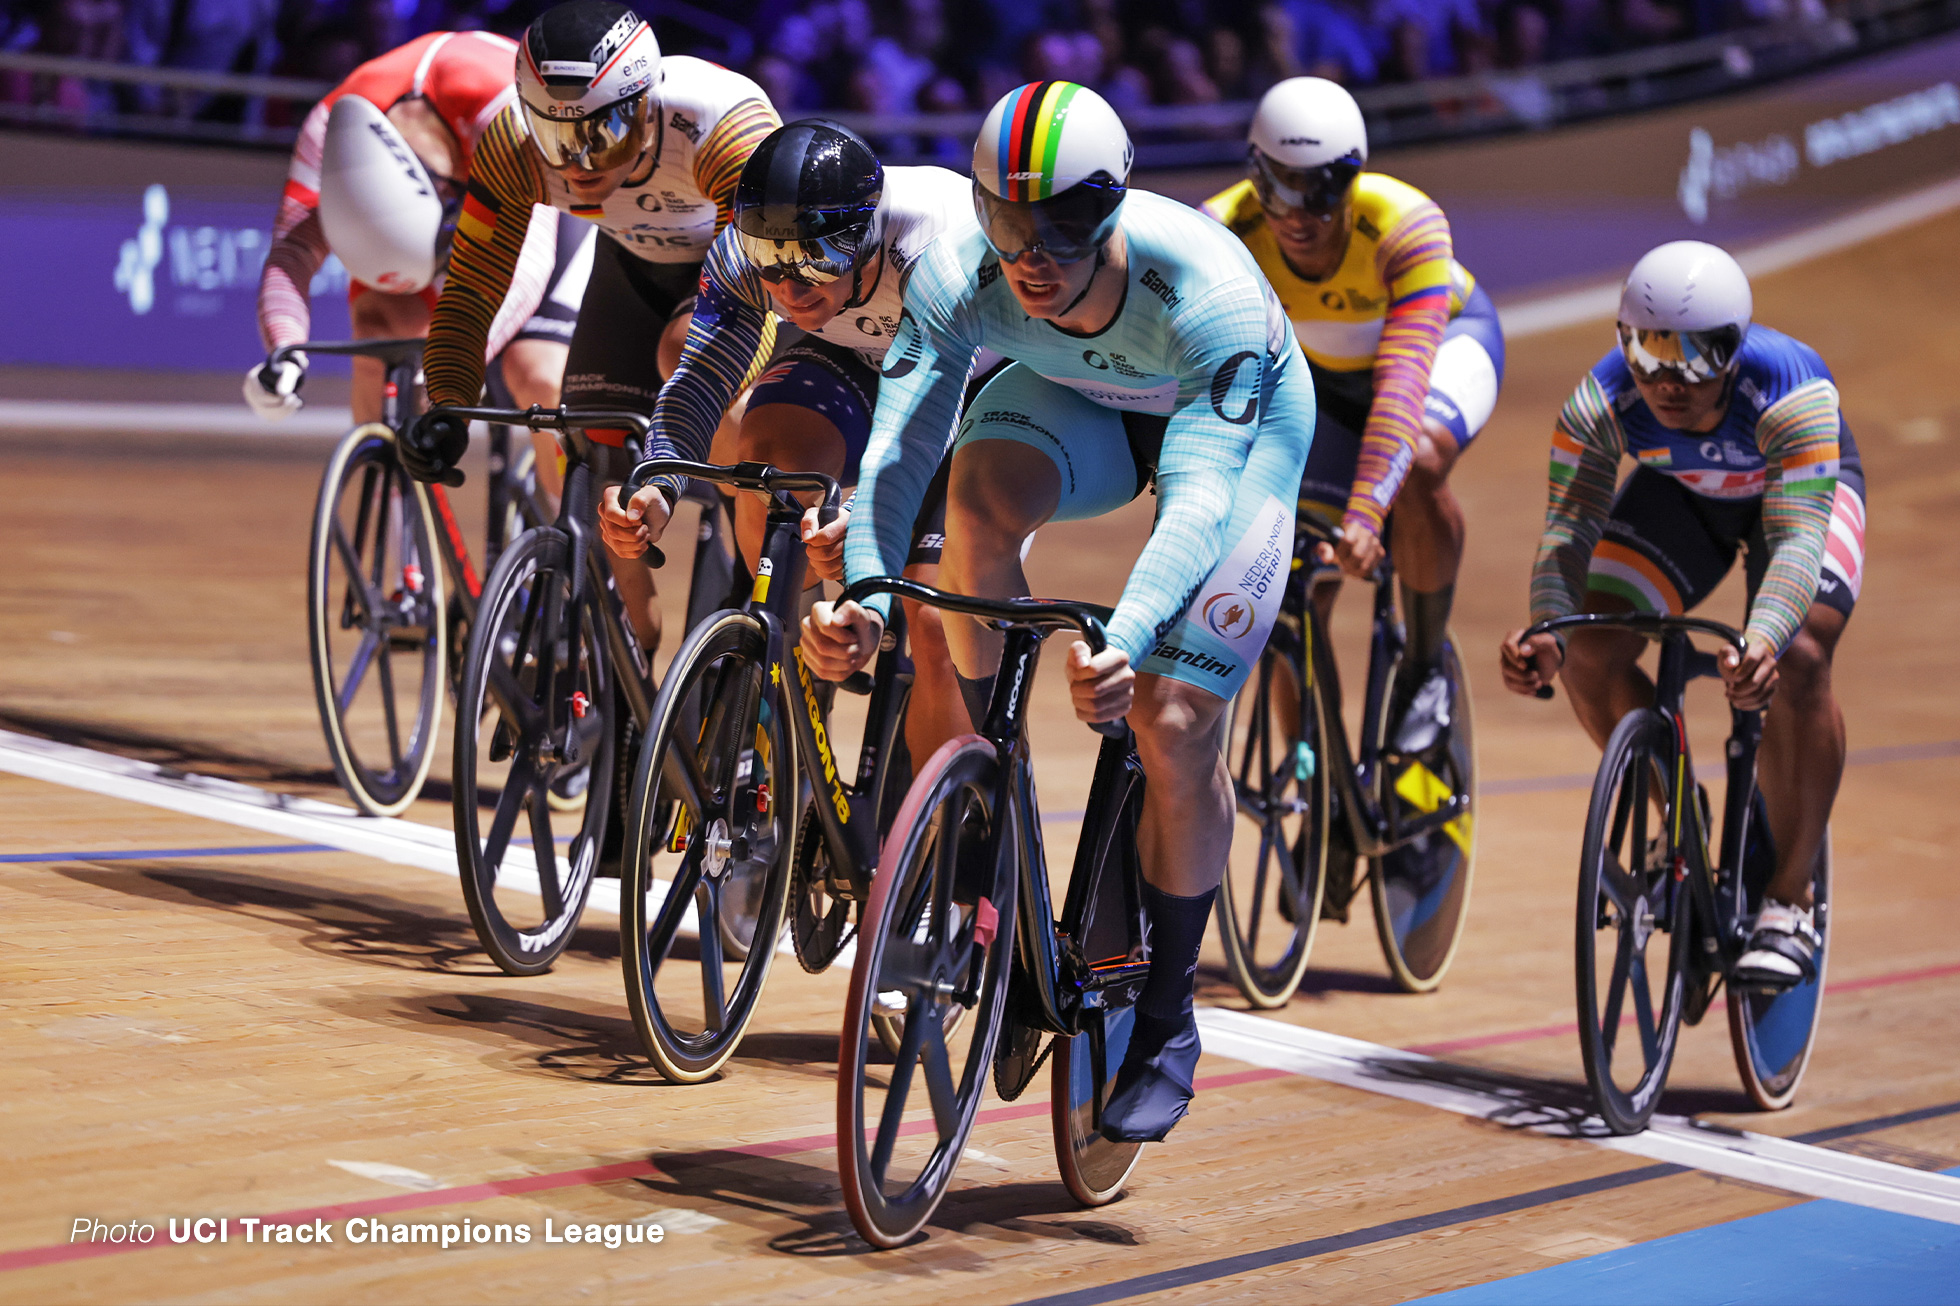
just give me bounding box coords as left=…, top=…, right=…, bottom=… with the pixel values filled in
left=517, top=0, right=660, bottom=171
left=1617, top=240, right=1753, bottom=382
left=972, top=81, right=1132, bottom=263
left=318, top=95, right=444, bottom=294
left=1247, top=76, right=1367, bottom=219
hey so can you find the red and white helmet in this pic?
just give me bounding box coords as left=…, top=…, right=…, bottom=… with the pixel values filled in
left=516, top=1, right=661, bottom=171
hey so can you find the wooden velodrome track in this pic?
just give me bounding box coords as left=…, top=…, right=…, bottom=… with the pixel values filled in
left=3, top=206, right=1959, bottom=1304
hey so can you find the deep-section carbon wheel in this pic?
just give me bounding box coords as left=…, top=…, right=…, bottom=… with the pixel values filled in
left=1372, top=634, right=1478, bottom=992
left=1053, top=1005, right=1143, bottom=1206
left=452, top=527, right=609, bottom=975
left=1218, top=627, right=1331, bottom=1007
left=1577, top=708, right=1690, bottom=1135
left=620, top=609, right=794, bottom=1084
left=1728, top=818, right=1830, bottom=1111
left=308, top=426, right=444, bottom=816
left=838, top=737, right=1015, bottom=1249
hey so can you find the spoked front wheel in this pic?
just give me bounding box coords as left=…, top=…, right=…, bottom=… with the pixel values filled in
left=308, top=426, right=445, bottom=816
left=838, top=737, right=1016, bottom=1249
left=1728, top=823, right=1831, bottom=1110
left=1577, top=708, right=1690, bottom=1134
left=452, top=527, right=610, bottom=975
left=620, top=610, right=794, bottom=1083
left=1218, top=628, right=1331, bottom=1007
left=1372, top=634, right=1478, bottom=992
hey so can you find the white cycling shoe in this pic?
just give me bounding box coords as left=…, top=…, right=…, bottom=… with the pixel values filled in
left=1734, top=900, right=1820, bottom=988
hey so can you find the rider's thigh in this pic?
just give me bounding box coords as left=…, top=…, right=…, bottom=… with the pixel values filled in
left=738, top=402, right=849, bottom=477
left=1420, top=286, right=1504, bottom=454
left=1562, top=591, right=1647, bottom=688
left=953, top=363, right=1141, bottom=524
left=498, top=338, right=569, bottom=409
left=1774, top=604, right=1847, bottom=709
left=349, top=287, right=432, bottom=338
left=947, top=439, right=1062, bottom=549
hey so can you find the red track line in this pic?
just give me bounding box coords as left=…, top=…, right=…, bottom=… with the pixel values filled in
left=4, top=961, right=1949, bottom=1275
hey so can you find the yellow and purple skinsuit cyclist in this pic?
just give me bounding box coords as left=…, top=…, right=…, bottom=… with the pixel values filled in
left=806, top=81, right=1314, bottom=1148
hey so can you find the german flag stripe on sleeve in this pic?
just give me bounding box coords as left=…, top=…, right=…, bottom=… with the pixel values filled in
left=424, top=103, right=544, bottom=409
left=694, top=98, right=781, bottom=231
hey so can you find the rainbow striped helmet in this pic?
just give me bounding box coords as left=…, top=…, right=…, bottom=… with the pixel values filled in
left=972, top=81, right=1131, bottom=264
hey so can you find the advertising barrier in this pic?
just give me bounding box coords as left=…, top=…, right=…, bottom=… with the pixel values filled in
left=0, top=29, right=1956, bottom=377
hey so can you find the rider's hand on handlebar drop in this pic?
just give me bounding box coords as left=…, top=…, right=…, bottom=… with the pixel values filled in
left=1499, top=628, right=1564, bottom=698
left=800, top=505, right=848, bottom=583
left=1065, top=642, right=1133, bottom=724
left=801, top=599, right=883, bottom=681
left=242, top=357, right=305, bottom=421
left=599, top=484, right=670, bottom=559
left=1315, top=521, right=1384, bottom=580
left=1719, top=634, right=1779, bottom=711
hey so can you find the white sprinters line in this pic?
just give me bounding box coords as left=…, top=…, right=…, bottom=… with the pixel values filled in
left=1498, top=173, right=1960, bottom=339
left=0, top=728, right=656, bottom=928
left=1196, top=1007, right=1960, bottom=1226
left=0, top=400, right=354, bottom=438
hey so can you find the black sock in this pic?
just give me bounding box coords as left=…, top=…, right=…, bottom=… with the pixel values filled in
left=1138, top=880, right=1217, bottom=1021
left=1400, top=582, right=1455, bottom=676
left=955, top=671, right=996, bottom=732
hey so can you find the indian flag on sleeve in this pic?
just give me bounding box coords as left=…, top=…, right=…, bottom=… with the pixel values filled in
left=458, top=180, right=501, bottom=245
left=1779, top=444, right=1839, bottom=488
left=1549, top=425, right=1586, bottom=483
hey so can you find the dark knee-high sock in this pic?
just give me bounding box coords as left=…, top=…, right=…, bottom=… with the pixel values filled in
left=1400, top=582, right=1455, bottom=675
left=955, top=671, right=996, bottom=733
left=1138, top=880, right=1218, bottom=1021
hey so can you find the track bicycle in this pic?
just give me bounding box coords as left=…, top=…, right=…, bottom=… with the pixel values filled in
left=289, top=338, right=546, bottom=817
left=424, top=405, right=736, bottom=976
left=833, top=577, right=1150, bottom=1249
left=1523, top=612, right=1830, bottom=1134
left=608, top=457, right=927, bottom=1082
left=1219, top=512, right=1478, bottom=1006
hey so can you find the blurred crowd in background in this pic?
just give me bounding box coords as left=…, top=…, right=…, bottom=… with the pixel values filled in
left=3, top=0, right=1835, bottom=125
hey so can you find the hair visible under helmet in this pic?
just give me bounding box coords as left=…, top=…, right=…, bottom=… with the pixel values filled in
left=516, top=0, right=661, bottom=171
left=1246, top=76, right=1367, bottom=221
left=1617, top=241, right=1753, bottom=383
left=318, top=95, right=447, bottom=293
left=971, top=81, right=1131, bottom=264
left=733, top=121, right=886, bottom=305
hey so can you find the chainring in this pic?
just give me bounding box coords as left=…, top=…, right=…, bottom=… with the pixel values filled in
left=789, top=804, right=853, bottom=973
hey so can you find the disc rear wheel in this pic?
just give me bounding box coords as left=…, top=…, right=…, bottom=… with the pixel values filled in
left=1728, top=823, right=1830, bottom=1110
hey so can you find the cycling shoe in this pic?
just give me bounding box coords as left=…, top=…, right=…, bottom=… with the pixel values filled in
left=1099, top=1010, right=1201, bottom=1143
left=1734, top=900, right=1819, bottom=988
left=1390, top=666, right=1453, bottom=757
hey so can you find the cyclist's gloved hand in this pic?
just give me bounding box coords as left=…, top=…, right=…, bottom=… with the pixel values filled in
left=399, top=411, right=469, bottom=487
left=243, top=356, right=305, bottom=421
left=800, top=503, right=849, bottom=583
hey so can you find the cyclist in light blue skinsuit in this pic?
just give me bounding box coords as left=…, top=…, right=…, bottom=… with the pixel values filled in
left=801, top=81, right=1314, bottom=1144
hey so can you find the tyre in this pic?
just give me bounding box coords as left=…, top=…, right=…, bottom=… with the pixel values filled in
left=1577, top=709, right=1691, bottom=1135
left=1372, top=633, right=1478, bottom=992
left=452, top=527, right=610, bottom=975
left=838, top=737, right=1016, bottom=1249
left=308, top=426, right=444, bottom=817
left=1217, top=628, right=1331, bottom=1007
left=790, top=804, right=854, bottom=973
left=1053, top=1005, right=1144, bottom=1206
left=1728, top=822, right=1830, bottom=1110
left=619, top=610, right=795, bottom=1083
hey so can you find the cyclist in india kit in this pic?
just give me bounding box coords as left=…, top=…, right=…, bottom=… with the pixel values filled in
left=1502, top=242, right=1865, bottom=989
left=246, top=29, right=590, bottom=450
left=1204, top=76, right=1504, bottom=754
left=801, top=82, right=1315, bottom=1144
left=598, top=121, right=979, bottom=783
left=403, top=0, right=779, bottom=659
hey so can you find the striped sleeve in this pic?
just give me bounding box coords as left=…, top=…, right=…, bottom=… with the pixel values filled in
left=642, top=233, right=778, bottom=500
left=1347, top=199, right=1454, bottom=535
left=1748, top=378, right=1841, bottom=652
left=256, top=99, right=333, bottom=350
left=1529, top=373, right=1625, bottom=632
left=424, top=105, right=543, bottom=409
left=692, top=97, right=780, bottom=235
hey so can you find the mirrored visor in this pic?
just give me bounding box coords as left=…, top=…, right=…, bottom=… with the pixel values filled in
left=1250, top=151, right=1362, bottom=220
left=734, top=225, right=868, bottom=287
left=974, top=179, right=1124, bottom=265
left=523, top=94, right=649, bottom=172
left=1617, top=322, right=1744, bottom=383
